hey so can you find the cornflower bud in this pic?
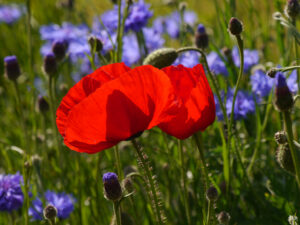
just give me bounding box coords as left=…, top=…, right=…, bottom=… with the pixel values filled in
left=285, top=0, right=300, bottom=19
left=195, top=24, right=209, bottom=49
left=52, top=40, right=67, bottom=61
left=88, top=36, right=103, bottom=53
left=143, top=48, right=178, bottom=69
left=266, top=68, right=277, bottom=78
left=217, top=211, right=231, bottom=225
left=274, top=131, right=288, bottom=144
left=4, top=55, right=21, bottom=81
left=103, top=172, right=122, bottom=201
left=274, top=73, right=294, bottom=111
left=43, top=204, right=57, bottom=223
left=43, top=53, right=57, bottom=76
left=206, top=186, right=218, bottom=202
left=276, top=144, right=295, bottom=173
left=228, top=17, right=243, bottom=35
left=38, top=96, right=50, bottom=113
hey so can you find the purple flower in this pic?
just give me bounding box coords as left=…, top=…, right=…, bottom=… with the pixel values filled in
left=29, top=191, right=75, bottom=220
left=143, top=27, right=165, bottom=50
left=251, top=69, right=274, bottom=98
left=286, top=70, right=298, bottom=93
left=207, top=52, right=229, bottom=76
left=153, top=10, right=197, bottom=38
left=97, top=0, right=152, bottom=34
left=122, top=34, right=140, bottom=66
left=232, top=46, right=259, bottom=73
left=215, top=88, right=255, bottom=121
left=0, top=172, right=24, bottom=212
left=173, top=51, right=200, bottom=68
left=0, top=5, right=24, bottom=24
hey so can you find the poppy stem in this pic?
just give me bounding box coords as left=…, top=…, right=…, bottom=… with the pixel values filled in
left=178, top=140, right=191, bottom=225
left=113, top=201, right=122, bottom=225
left=131, top=139, right=165, bottom=225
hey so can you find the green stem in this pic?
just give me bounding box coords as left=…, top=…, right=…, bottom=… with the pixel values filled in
left=269, top=65, right=300, bottom=73
left=131, top=140, right=164, bottom=225
left=113, top=201, right=121, bottom=225
left=178, top=140, right=191, bottom=225
left=23, top=162, right=31, bottom=225
left=283, top=111, right=300, bottom=189
left=114, top=146, right=122, bottom=179
left=26, top=0, right=33, bottom=80
left=206, top=200, right=212, bottom=225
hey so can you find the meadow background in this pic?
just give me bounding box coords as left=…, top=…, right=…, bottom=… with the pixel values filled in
left=1, top=0, right=300, bottom=224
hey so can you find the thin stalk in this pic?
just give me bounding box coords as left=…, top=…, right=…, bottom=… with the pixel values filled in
left=26, top=0, right=33, bottom=80
left=22, top=161, right=31, bottom=225
left=131, top=139, right=164, bottom=225
left=113, top=201, right=121, bottom=225
left=283, top=111, right=300, bottom=189
left=206, top=200, right=212, bottom=225
left=116, top=0, right=122, bottom=62
left=117, top=2, right=130, bottom=62
left=114, top=146, right=122, bottom=179
left=178, top=140, right=191, bottom=225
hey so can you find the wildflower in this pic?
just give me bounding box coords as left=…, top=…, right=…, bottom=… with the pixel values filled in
left=232, top=46, right=259, bottom=73
left=29, top=191, right=75, bottom=220
left=158, top=64, right=215, bottom=139
left=274, top=72, right=294, bottom=111
left=56, top=63, right=179, bottom=153
left=0, top=5, right=24, bottom=24
left=206, top=186, right=218, bottom=202
left=4, top=55, right=21, bottom=81
left=43, top=53, right=57, bottom=76
left=250, top=69, right=274, bottom=98
left=215, top=88, right=255, bottom=121
left=195, top=24, right=209, bottom=49
left=103, top=172, right=122, bottom=201
left=207, top=52, right=229, bottom=76
left=173, top=51, right=200, bottom=68
left=43, top=204, right=57, bottom=223
left=228, top=17, right=243, bottom=35
left=52, top=40, right=67, bottom=61
left=288, top=215, right=298, bottom=225
left=0, top=172, right=24, bottom=211
left=217, top=211, right=231, bottom=224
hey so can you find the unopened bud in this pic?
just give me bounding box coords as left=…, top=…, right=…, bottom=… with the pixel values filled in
left=274, top=131, right=288, bottom=144
left=274, top=73, right=294, bottom=111
left=195, top=24, right=209, bottom=49
left=143, top=48, right=178, bottom=69
left=123, top=177, right=134, bottom=193
left=266, top=68, right=277, bottom=78
left=285, top=0, right=300, bottom=19
left=38, top=96, right=49, bottom=113
left=217, top=211, right=231, bottom=224
left=88, top=36, right=103, bottom=53
left=206, top=186, right=218, bottom=202
left=228, top=17, right=243, bottom=35
left=43, top=53, right=57, bottom=76
left=43, top=204, right=57, bottom=223
left=276, top=144, right=295, bottom=173
left=52, top=40, right=67, bottom=61
left=103, top=172, right=122, bottom=201
left=4, top=55, right=21, bottom=81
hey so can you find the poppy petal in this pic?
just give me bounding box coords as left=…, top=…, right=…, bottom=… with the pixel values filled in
left=63, top=65, right=179, bottom=153
left=56, top=63, right=131, bottom=138
left=158, top=64, right=216, bottom=139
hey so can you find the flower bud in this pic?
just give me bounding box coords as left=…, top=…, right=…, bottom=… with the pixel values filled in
left=195, top=24, right=209, bottom=49
left=276, top=144, right=295, bottom=174
left=43, top=204, right=57, bottom=223
left=274, top=131, right=288, bottom=144
left=38, top=96, right=50, bottom=113
left=285, top=0, right=300, bottom=19
left=43, top=53, right=57, bottom=76
left=179, top=2, right=187, bottom=12
left=274, top=73, right=294, bottom=111
left=52, top=40, right=67, bottom=61
left=103, top=172, right=122, bottom=201
left=206, top=186, right=218, bottom=202
left=88, top=36, right=103, bottom=53
left=4, top=55, right=21, bottom=81
left=143, top=48, right=178, bottom=69
left=217, top=211, right=231, bottom=224
left=228, top=17, right=243, bottom=35
left=222, top=47, right=232, bottom=59
left=266, top=68, right=277, bottom=78
left=123, top=177, right=134, bottom=193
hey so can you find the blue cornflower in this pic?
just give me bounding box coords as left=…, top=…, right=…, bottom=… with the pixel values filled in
left=0, top=5, right=24, bottom=24
left=143, top=27, right=165, bottom=50
left=152, top=10, right=197, bottom=39
left=0, top=172, right=24, bottom=212
left=232, top=46, right=259, bottom=73
left=173, top=51, right=200, bottom=68
left=215, top=88, right=255, bottom=121
left=39, top=22, right=90, bottom=59
left=97, top=0, right=152, bottom=34
left=207, top=52, right=229, bottom=76
left=29, top=191, right=75, bottom=221
left=250, top=69, right=298, bottom=99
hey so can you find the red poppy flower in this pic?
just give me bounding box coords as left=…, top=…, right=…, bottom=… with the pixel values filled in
left=158, top=64, right=215, bottom=139
left=56, top=63, right=179, bottom=154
